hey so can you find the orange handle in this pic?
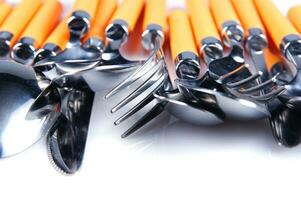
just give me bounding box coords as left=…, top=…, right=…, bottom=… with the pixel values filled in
left=143, top=0, right=167, bottom=34
left=43, top=0, right=93, bottom=49
left=87, top=0, right=117, bottom=41
left=111, top=0, right=145, bottom=32
left=1, top=0, right=42, bottom=46
left=20, top=0, right=63, bottom=48
left=43, top=17, right=69, bottom=49
left=187, top=0, right=220, bottom=46
left=288, top=5, right=301, bottom=34
left=169, top=9, right=198, bottom=61
left=0, top=3, right=13, bottom=27
left=264, top=48, right=282, bottom=72
left=231, top=0, right=264, bottom=31
left=254, top=0, right=299, bottom=48
left=210, top=0, right=240, bottom=30
left=74, top=0, right=99, bottom=23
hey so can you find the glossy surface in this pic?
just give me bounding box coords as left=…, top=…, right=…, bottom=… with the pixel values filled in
left=47, top=89, right=94, bottom=174
left=0, top=60, right=42, bottom=158
left=154, top=90, right=224, bottom=125
left=176, top=78, right=270, bottom=120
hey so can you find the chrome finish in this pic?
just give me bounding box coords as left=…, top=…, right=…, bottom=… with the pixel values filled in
left=0, top=60, right=43, bottom=158
left=46, top=89, right=94, bottom=174
left=269, top=100, right=301, bottom=147
left=11, top=37, right=36, bottom=65
left=34, top=10, right=102, bottom=74
left=154, top=90, right=224, bottom=125
left=221, top=20, right=244, bottom=48
left=200, top=36, right=223, bottom=64
left=141, top=24, right=164, bottom=51
left=0, top=31, right=13, bottom=58
left=105, top=19, right=129, bottom=50
left=175, top=51, right=200, bottom=79
left=176, top=79, right=270, bottom=120
left=246, top=28, right=268, bottom=78
left=277, top=34, right=301, bottom=108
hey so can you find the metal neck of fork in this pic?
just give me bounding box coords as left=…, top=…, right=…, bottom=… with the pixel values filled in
left=200, top=36, right=224, bottom=64
left=175, top=51, right=200, bottom=80
left=11, top=37, right=36, bottom=65
left=141, top=24, right=164, bottom=51
left=67, top=10, right=91, bottom=47
left=246, top=28, right=267, bottom=51
left=221, top=20, right=244, bottom=48
left=246, top=28, right=268, bottom=77
left=280, top=34, right=301, bottom=70
left=84, top=37, right=105, bottom=52
left=34, top=43, right=61, bottom=70
left=0, top=31, right=13, bottom=59
left=105, top=19, right=129, bottom=51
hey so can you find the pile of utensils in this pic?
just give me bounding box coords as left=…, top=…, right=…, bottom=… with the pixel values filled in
left=1, top=0, right=301, bottom=175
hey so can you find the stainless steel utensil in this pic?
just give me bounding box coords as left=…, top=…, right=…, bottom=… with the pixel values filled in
left=254, top=0, right=301, bottom=109
left=207, top=0, right=283, bottom=100
left=0, top=0, right=58, bottom=158
left=34, top=0, right=101, bottom=74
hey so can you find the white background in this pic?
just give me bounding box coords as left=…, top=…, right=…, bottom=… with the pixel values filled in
left=1, top=0, right=301, bottom=200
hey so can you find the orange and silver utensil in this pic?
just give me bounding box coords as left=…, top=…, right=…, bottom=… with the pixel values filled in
left=188, top=0, right=223, bottom=64
left=113, top=9, right=202, bottom=137
left=101, top=0, right=144, bottom=68
left=177, top=2, right=270, bottom=124
left=11, top=0, right=62, bottom=66
left=232, top=0, right=268, bottom=75
left=230, top=0, right=285, bottom=101
left=170, top=9, right=200, bottom=79
left=84, top=0, right=117, bottom=51
left=0, top=0, right=42, bottom=58
left=208, top=0, right=249, bottom=84
left=35, top=0, right=101, bottom=73
left=105, top=0, right=167, bottom=99
left=254, top=0, right=301, bottom=109
left=34, top=0, right=117, bottom=87
left=104, top=0, right=170, bottom=138
left=210, top=0, right=244, bottom=48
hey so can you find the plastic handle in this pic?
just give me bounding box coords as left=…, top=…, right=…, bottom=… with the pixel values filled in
left=20, top=0, right=63, bottom=48
left=1, top=0, right=43, bottom=45
left=254, top=0, right=299, bottom=47
left=43, top=17, right=69, bottom=49
left=143, top=0, right=167, bottom=33
left=187, top=0, right=220, bottom=44
left=0, top=3, right=13, bottom=27
left=43, top=0, right=94, bottom=49
left=210, top=0, right=239, bottom=29
left=74, top=0, right=99, bottom=22
left=231, top=0, right=264, bottom=31
left=288, top=5, right=301, bottom=34
left=111, top=0, right=145, bottom=32
left=169, top=9, right=198, bottom=60
left=87, top=0, right=117, bottom=41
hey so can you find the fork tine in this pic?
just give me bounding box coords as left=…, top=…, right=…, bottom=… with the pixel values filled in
left=114, top=78, right=167, bottom=125
left=237, top=78, right=276, bottom=94
left=105, top=49, right=162, bottom=99
left=114, top=94, right=156, bottom=125
left=121, top=102, right=166, bottom=138
left=95, top=60, right=143, bottom=71
left=111, top=65, right=167, bottom=113
left=245, top=86, right=285, bottom=101
left=226, top=73, right=261, bottom=88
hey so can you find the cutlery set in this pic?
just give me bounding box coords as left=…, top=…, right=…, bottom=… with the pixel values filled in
left=0, top=0, right=301, bottom=174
